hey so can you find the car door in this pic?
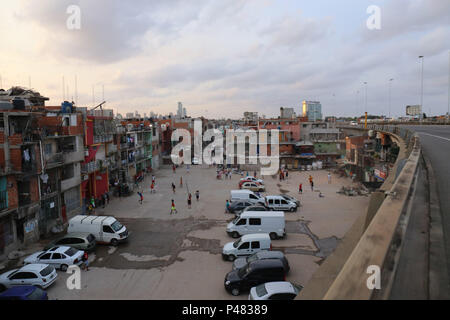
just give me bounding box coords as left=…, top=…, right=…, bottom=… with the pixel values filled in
left=250, top=241, right=260, bottom=254
left=50, top=253, right=64, bottom=269
left=38, top=252, right=52, bottom=265
left=237, top=242, right=250, bottom=256
left=249, top=218, right=262, bottom=233
left=243, top=270, right=261, bottom=291
left=102, top=225, right=115, bottom=242
left=268, top=198, right=274, bottom=210
left=280, top=199, right=290, bottom=211
left=8, top=272, right=28, bottom=286
left=274, top=199, right=281, bottom=210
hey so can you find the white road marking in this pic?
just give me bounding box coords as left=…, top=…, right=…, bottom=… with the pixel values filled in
left=418, top=132, right=450, bottom=142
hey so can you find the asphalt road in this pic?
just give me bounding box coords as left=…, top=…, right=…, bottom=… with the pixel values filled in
left=403, top=125, right=450, bottom=280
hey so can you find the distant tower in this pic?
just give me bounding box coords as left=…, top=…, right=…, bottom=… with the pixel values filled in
left=177, top=102, right=183, bottom=119
left=183, top=107, right=187, bottom=118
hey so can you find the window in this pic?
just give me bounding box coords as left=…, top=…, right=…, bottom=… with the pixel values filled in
left=10, top=272, right=26, bottom=280
left=251, top=241, right=260, bottom=249
left=268, top=199, right=274, bottom=205
left=51, top=253, right=63, bottom=259
left=236, top=219, right=247, bottom=226
left=39, top=253, right=52, bottom=260
left=275, top=199, right=281, bottom=205
left=72, top=238, right=84, bottom=244
left=103, top=225, right=114, bottom=233
left=40, top=266, right=54, bottom=277
left=56, top=238, right=71, bottom=245
left=44, top=144, right=52, bottom=155
left=281, top=200, right=288, bottom=205
left=238, top=242, right=249, bottom=250
left=249, top=218, right=261, bottom=226
left=64, top=248, right=77, bottom=256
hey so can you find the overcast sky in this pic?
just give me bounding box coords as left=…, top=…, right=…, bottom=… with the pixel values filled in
left=0, top=0, right=449, bottom=118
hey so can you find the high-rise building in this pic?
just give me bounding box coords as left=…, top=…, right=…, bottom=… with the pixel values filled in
left=302, top=101, right=322, bottom=122
left=183, top=107, right=187, bottom=118
left=177, top=102, right=183, bottom=119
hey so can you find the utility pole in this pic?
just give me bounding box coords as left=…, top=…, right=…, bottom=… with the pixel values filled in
left=364, top=82, right=368, bottom=128
left=419, top=56, right=424, bottom=123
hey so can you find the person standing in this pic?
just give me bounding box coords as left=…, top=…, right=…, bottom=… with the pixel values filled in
left=82, top=251, right=89, bottom=271
left=172, top=182, right=176, bottom=193
left=311, top=180, right=314, bottom=191
left=195, top=190, right=200, bottom=201
left=137, top=191, right=143, bottom=204
left=180, top=176, right=183, bottom=188
left=285, top=169, right=289, bottom=180
left=171, top=199, right=177, bottom=215
left=328, top=173, right=332, bottom=184
left=150, top=182, right=155, bottom=193
left=152, top=175, right=156, bottom=185
left=173, top=164, right=176, bottom=174
left=188, top=193, right=192, bottom=209
left=299, top=183, right=303, bottom=194
left=225, top=200, right=230, bottom=213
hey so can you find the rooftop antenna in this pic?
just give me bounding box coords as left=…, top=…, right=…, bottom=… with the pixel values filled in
left=75, top=75, right=78, bottom=106
left=62, top=76, right=65, bottom=101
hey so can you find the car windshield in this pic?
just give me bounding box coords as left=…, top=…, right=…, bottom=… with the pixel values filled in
left=111, top=221, right=123, bottom=232
left=293, top=284, right=304, bottom=294
left=232, top=239, right=241, bottom=248
left=87, top=234, right=95, bottom=243
left=40, top=266, right=54, bottom=277
left=27, top=287, right=44, bottom=300
left=255, top=284, right=268, bottom=297
left=237, top=265, right=250, bottom=278
left=64, top=247, right=78, bottom=257
left=232, top=217, right=240, bottom=224
left=246, top=253, right=258, bottom=263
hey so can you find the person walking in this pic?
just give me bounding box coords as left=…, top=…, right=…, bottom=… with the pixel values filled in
left=180, top=176, right=183, bottom=188
left=172, top=182, right=176, bottom=193
left=152, top=175, right=156, bottom=184
left=311, top=180, right=314, bottom=191
left=285, top=169, right=289, bottom=180
left=225, top=200, right=230, bottom=213
left=171, top=199, right=177, bottom=215
left=137, top=191, right=143, bottom=204
left=328, top=172, right=332, bottom=184
left=195, top=190, right=200, bottom=201
left=188, top=193, right=192, bottom=209
left=105, top=192, right=110, bottom=205
left=299, top=183, right=303, bottom=194
left=173, top=164, right=176, bottom=174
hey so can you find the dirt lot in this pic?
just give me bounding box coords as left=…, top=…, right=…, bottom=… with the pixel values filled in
left=3, top=165, right=370, bottom=300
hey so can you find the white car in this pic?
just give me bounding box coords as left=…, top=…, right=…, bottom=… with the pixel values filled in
left=0, top=264, right=58, bottom=290
left=249, top=281, right=303, bottom=300
left=240, top=176, right=264, bottom=184
left=24, top=246, right=84, bottom=271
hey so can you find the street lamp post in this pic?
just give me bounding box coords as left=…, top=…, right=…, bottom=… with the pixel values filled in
left=388, top=78, right=394, bottom=120
left=419, top=56, right=424, bottom=122
left=364, top=82, right=368, bottom=128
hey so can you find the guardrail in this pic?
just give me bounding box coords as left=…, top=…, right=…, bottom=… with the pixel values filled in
left=321, top=125, right=421, bottom=299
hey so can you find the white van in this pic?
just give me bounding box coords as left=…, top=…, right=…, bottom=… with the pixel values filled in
left=226, top=212, right=286, bottom=240
left=68, top=215, right=129, bottom=246
left=264, top=196, right=297, bottom=212
left=222, top=234, right=272, bottom=262
left=230, top=190, right=265, bottom=205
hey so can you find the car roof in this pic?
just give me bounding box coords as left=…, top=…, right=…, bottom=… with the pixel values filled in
left=20, top=264, right=49, bottom=272
left=256, top=250, right=285, bottom=259
left=0, top=286, right=37, bottom=297
left=231, top=189, right=253, bottom=194
left=264, top=282, right=296, bottom=294
left=58, top=232, right=92, bottom=239
left=248, top=259, right=284, bottom=270
left=241, top=233, right=270, bottom=241
left=240, top=211, right=284, bottom=218
left=46, top=246, right=72, bottom=253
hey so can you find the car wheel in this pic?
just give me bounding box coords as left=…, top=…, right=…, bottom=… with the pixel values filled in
left=232, top=231, right=240, bottom=239
left=270, top=233, right=277, bottom=240
left=290, top=207, right=295, bottom=212
left=228, top=255, right=236, bottom=262
left=60, top=264, right=68, bottom=272
left=231, top=288, right=240, bottom=296
left=111, top=239, right=119, bottom=246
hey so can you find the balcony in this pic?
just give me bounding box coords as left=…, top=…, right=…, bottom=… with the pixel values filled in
left=61, top=175, right=82, bottom=192
left=46, top=153, right=64, bottom=168
left=81, top=161, right=98, bottom=174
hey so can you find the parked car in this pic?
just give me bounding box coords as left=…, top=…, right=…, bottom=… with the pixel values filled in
left=249, top=281, right=303, bottom=300
left=233, top=250, right=290, bottom=273
left=44, top=233, right=96, bottom=252
left=0, top=264, right=57, bottom=290
left=241, top=181, right=265, bottom=192
left=0, top=285, right=48, bottom=300
left=222, top=234, right=272, bottom=262
left=238, top=179, right=263, bottom=189
left=240, top=176, right=264, bottom=184
left=68, top=215, right=129, bottom=246
left=226, top=211, right=286, bottom=239
left=230, top=190, right=264, bottom=205
left=280, top=194, right=300, bottom=207
left=227, top=200, right=253, bottom=214
left=24, top=246, right=84, bottom=271
left=224, top=259, right=286, bottom=296
left=264, top=195, right=297, bottom=212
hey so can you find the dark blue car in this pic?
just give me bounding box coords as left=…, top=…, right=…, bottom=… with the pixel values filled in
left=0, top=286, right=48, bottom=300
